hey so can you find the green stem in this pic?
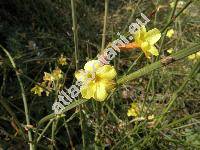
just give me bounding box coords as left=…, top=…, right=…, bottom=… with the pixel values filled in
left=0, top=68, right=6, bottom=94
left=50, top=120, right=57, bottom=150
left=38, top=99, right=87, bottom=126
left=117, top=44, right=200, bottom=85
left=161, top=0, right=193, bottom=33
left=122, top=0, right=141, bottom=33
left=71, top=0, right=86, bottom=149
left=146, top=0, right=179, bottom=110
left=64, top=118, right=75, bottom=150
left=0, top=45, right=34, bottom=150
left=101, top=0, right=109, bottom=51
left=71, top=0, right=79, bottom=70
left=126, top=53, right=143, bottom=75
left=160, top=113, right=200, bottom=131
left=105, top=103, right=121, bottom=123
left=79, top=105, right=86, bottom=149
left=158, top=0, right=178, bottom=56
left=36, top=119, right=54, bottom=143
left=140, top=60, right=200, bottom=147
left=157, top=60, right=200, bottom=125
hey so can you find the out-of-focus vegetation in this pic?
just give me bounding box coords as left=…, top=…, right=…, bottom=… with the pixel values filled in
left=0, top=0, right=200, bottom=149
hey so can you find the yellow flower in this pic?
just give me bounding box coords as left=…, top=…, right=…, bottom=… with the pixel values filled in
left=188, top=51, right=200, bottom=61
left=147, top=115, right=154, bottom=120
left=170, top=2, right=175, bottom=8
left=31, top=84, right=44, bottom=96
left=197, top=51, right=200, bottom=57
left=166, top=29, right=174, bottom=38
left=52, top=67, right=63, bottom=80
left=43, top=72, right=54, bottom=81
left=170, top=1, right=185, bottom=8
left=75, top=60, right=116, bottom=101
left=41, top=81, right=51, bottom=96
left=167, top=48, right=174, bottom=54
left=127, top=103, right=140, bottom=117
left=188, top=54, right=196, bottom=60
left=134, top=26, right=161, bottom=59
left=58, top=54, right=67, bottom=66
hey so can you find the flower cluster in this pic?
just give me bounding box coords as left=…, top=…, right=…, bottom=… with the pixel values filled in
left=127, top=102, right=155, bottom=122
left=31, top=67, right=63, bottom=96
left=31, top=54, right=67, bottom=96
left=188, top=51, right=200, bottom=61
left=127, top=102, right=140, bottom=117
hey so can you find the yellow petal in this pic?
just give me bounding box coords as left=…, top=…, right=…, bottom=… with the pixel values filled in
left=58, top=54, right=67, bottom=66
left=167, top=48, right=174, bottom=54
left=134, top=26, right=147, bottom=44
left=149, top=45, right=159, bottom=56
left=127, top=103, right=140, bottom=117
left=147, top=115, right=154, bottom=120
left=139, top=25, right=147, bottom=34
left=101, top=79, right=116, bottom=91
left=45, top=91, right=50, bottom=96
left=96, top=65, right=117, bottom=80
left=127, top=108, right=138, bottom=117
left=43, top=72, right=54, bottom=81
left=80, top=82, right=96, bottom=99
left=141, top=42, right=151, bottom=58
left=127, top=109, right=133, bottom=116
left=166, top=29, right=174, bottom=38
left=52, top=68, right=63, bottom=80
left=188, top=54, right=196, bottom=60
left=145, top=28, right=161, bottom=45
left=94, top=82, right=108, bottom=101
left=75, top=69, right=87, bottom=82
left=196, top=51, right=200, bottom=58
left=31, top=85, right=43, bottom=96
left=170, top=2, right=175, bottom=8
left=127, top=109, right=137, bottom=117
left=84, top=60, right=101, bottom=72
